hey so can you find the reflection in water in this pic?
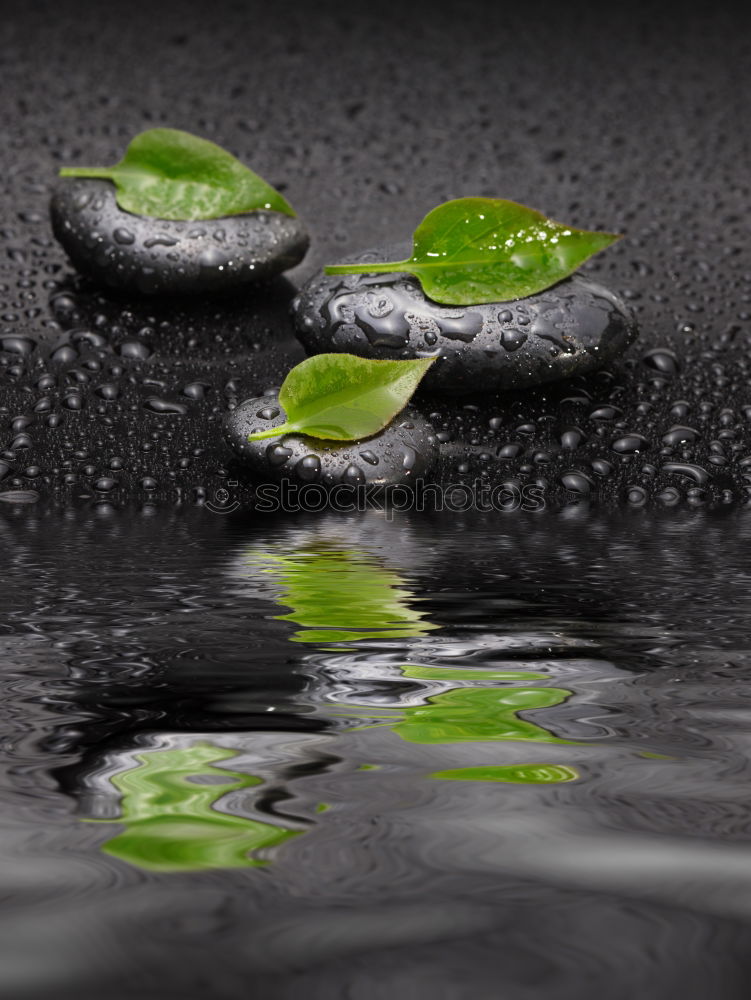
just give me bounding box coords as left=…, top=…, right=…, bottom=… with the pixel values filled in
left=9, top=510, right=748, bottom=996
left=431, top=764, right=580, bottom=783
left=242, top=530, right=579, bottom=785
left=91, top=743, right=300, bottom=872
left=366, top=685, right=575, bottom=745
left=84, top=526, right=584, bottom=875
left=249, top=546, right=438, bottom=643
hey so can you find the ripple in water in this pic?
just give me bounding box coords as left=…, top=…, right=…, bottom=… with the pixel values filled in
left=1, top=507, right=751, bottom=997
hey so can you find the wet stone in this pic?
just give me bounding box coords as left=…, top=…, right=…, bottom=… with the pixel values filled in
left=50, top=179, right=310, bottom=295
left=223, top=395, right=439, bottom=488
left=293, top=245, right=638, bottom=396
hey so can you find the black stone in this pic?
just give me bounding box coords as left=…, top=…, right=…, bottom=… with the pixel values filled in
left=223, top=396, right=439, bottom=488
left=50, top=179, right=310, bottom=295
left=293, top=246, right=637, bottom=395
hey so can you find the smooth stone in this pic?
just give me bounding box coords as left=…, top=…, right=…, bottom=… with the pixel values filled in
left=223, top=396, right=439, bottom=488
left=50, top=179, right=310, bottom=295
left=292, top=244, right=637, bottom=395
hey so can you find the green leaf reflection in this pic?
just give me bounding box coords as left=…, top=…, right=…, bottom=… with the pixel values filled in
left=251, top=547, right=438, bottom=643
left=401, top=664, right=546, bottom=682
left=91, top=743, right=299, bottom=872
left=431, top=763, right=579, bottom=783
left=388, top=686, right=575, bottom=745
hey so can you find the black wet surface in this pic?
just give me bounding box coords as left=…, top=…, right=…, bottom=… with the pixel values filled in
left=1, top=0, right=749, bottom=508
left=2, top=4, right=751, bottom=1000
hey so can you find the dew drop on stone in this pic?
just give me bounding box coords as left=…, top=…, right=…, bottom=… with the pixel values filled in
left=500, top=328, right=527, bottom=351
left=402, top=446, right=417, bottom=470
left=341, top=464, right=365, bottom=486
left=296, top=455, right=321, bottom=481
left=113, top=228, right=136, bottom=245
left=267, top=444, right=293, bottom=467
left=436, top=312, right=483, bottom=342
left=365, top=292, right=394, bottom=318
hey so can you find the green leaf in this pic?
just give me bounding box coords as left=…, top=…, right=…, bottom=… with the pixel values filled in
left=246, top=353, right=435, bottom=442
left=59, top=127, right=295, bottom=221
left=325, top=196, right=620, bottom=305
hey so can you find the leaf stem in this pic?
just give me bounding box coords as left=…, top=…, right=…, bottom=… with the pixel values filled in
left=247, top=423, right=295, bottom=442
left=59, top=167, right=113, bottom=178
left=324, top=261, right=408, bottom=276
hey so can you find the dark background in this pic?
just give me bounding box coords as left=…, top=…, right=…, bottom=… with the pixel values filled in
left=1, top=0, right=750, bottom=506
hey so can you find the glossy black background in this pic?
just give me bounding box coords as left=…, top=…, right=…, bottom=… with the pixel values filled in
left=0, top=0, right=749, bottom=505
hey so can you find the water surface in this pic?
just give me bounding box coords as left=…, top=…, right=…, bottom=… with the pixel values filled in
left=1, top=504, right=751, bottom=999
